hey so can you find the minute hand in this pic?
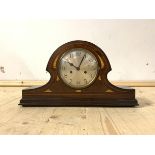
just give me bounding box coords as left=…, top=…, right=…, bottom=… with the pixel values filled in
left=78, top=54, right=86, bottom=69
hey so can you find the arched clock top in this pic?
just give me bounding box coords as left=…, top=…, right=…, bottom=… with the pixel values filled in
left=46, top=40, right=112, bottom=75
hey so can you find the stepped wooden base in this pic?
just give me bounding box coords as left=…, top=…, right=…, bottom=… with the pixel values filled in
left=20, top=86, right=138, bottom=107
left=19, top=99, right=138, bottom=107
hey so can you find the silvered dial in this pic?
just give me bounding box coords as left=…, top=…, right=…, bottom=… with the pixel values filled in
left=59, top=48, right=99, bottom=89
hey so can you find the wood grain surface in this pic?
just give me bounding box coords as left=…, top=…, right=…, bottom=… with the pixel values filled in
left=0, top=80, right=155, bottom=87
left=0, top=87, right=155, bottom=134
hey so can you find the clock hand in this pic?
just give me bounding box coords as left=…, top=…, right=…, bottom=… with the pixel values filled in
left=66, top=61, right=79, bottom=70
left=78, top=54, right=86, bottom=69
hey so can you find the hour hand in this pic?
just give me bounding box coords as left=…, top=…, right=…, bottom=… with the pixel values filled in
left=66, top=61, right=79, bottom=70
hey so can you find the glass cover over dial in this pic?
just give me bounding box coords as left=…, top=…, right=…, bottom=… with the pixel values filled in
left=59, top=48, right=99, bottom=89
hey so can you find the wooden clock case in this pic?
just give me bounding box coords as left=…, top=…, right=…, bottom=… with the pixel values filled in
left=20, top=40, right=138, bottom=107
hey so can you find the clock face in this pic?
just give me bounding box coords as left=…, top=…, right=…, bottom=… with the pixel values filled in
left=59, top=48, right=99, bottom=89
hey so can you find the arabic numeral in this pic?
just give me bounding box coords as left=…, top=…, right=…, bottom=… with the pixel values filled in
left=70, top=53, right=73, bottom=58
left=90, top=74, right=93, bottom=78
left=69, top=79, right=72, bottom=84
left=76, top=51, right=81, bottom=56
left=84, top=79, right=88, bottom=84
left=76, top=81, right=80, bottom=85
left=61, top=66, right=66, bottom=70
left=89, top=59, right=93, bottom=62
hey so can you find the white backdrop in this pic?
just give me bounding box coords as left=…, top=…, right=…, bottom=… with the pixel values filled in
left=0, top=19, right=155, bottom=81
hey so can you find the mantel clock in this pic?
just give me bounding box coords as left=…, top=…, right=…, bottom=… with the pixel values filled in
left=20, top=40, right=138, bottom=107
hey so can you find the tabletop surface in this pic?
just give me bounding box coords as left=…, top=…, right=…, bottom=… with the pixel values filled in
left=0, top=87, right=155, bottom=135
